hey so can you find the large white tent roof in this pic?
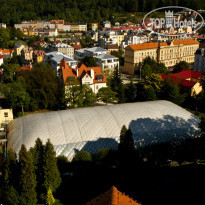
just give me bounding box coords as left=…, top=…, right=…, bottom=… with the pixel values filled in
left=7, top=101, right=200, bottom=160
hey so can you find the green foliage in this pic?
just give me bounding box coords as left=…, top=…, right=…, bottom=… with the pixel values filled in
left=66, top=84, right=97, bottom=108
left=110, top=67, right=125, bottom=103
left=3, top=76, right=30, bottom=114
left=18, top=144, right=37, bottom=205
left=2, top=185, right=19, bottom=205
left=73, top=151, right=92, bottom=162
left=43, top=140, right=61, bottom=194
left=20, top=64, right=63, bottom=110
left=97, top=87, right=118, bottom=104
left=94, top=148, right=111, bottom=162
left=2, top=61, right=20, bottom=83
left=57, top=155, right=69, bottom=174
left=161, top=78, right=185, bottom=105
left=125, top=79, right=137, bottom=102
left=46, top=188, right=55, bottom=205
left=173, top=61, right=189, bottom=73
left=81, top=56, right=97, bottom=67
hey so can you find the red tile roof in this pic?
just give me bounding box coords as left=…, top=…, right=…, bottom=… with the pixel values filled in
left=18, top=65, right=32, bottom=72
left=0, top=55, right=3, bottom=59
left=73, top=44, right=82, bottom=50
left=169, top=69, right=202, bottom=80
left=85, top=186, right=141, bottom=205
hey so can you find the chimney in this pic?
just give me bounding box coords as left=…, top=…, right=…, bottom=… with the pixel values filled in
left=90, top=68, right=94, bottom=79
left=76, top=68, right=79, bottom=77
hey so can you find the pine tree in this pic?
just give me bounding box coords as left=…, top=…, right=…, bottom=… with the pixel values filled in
left=18, top=144, right=37, bottom=205
left=46, top=188, right=55, bottom=205
left=29, top=138, right=45, bottom=203
left=110, top=66, right=125, bottom=103
left=42, top=140, right=61, bottom=199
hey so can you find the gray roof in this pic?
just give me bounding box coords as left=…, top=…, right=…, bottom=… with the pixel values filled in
left=14, top=42, right=26, bottom=48
left=45, top=51, right=76, bottom=63
left=85, top=47, right=108, bottom=53
left=7, top=101, right=200, bottom=160
left=96, top=53, right=118, bottom=60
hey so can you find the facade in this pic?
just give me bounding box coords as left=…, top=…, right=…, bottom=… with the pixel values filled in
left=0, top=109, right=13, bottom=126
left=63, top=23, right=71, bottom=32
left=60, top=60, right=107, bottom=94
left=194, top=48, right=205, bottom=73
left=21, top=46, right=33, bottom=64
left=7, top=100, right=200, bottom=160
left=123, top=39, right=199, bottom=75
left=70, top=23, right=87, bottom=31
left=95, top=53, right=119, bottom=71
left=33, top=50, right=45, bottom=63
left=14, top=42, right=26, bottom=56
left=52, top=43, right=74, bottom=58
left=44, top=51, right=77, bottom=71
left=103, top=21, right=111, bottom=29
left=92, top=23, right=98, bottom=31
left=85, top=186, right=141, bottom=205
left=106, top=44, right=119, bottom=52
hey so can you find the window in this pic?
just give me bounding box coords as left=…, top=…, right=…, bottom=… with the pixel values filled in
left=4, top=112, right=8, bottom=117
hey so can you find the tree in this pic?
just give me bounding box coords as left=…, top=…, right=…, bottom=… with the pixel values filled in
left=29, top=138, right=45, bottom=203
left=46, top=188, right=55, bottom=205
left=110, top=67, right=125, bottom=103
left=2, top=185, right=19, bottom=205
left=2, top=62, right=20, bottom=83
left=94, top=148, right=111, bottom=162
left=173, top=61, right=189, bottom=73
left=73, top=151, right=92, bottom=162
left=3, top=76, right=30, bottom=115
left=125, top=79, right=136, bottom=102
left=81, top=56, right=97, bottom=67
left=43, top=140, right=61, bottom=194
left=97, top=87, right=118, bottom=104
left=18, top=144, right=37, bottom=205
left=161, top=78, right=185, bottom=105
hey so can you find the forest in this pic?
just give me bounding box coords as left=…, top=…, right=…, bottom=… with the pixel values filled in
left=0, top=0, right=204, bottom=25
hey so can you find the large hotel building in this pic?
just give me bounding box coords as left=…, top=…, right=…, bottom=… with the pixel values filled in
left=123, top=39, right=199, bottom=75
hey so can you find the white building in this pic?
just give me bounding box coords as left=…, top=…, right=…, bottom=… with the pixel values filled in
left=74, top=47, right=109, bottom=61
left=103, top=21, right=111, bottom=29
left=52, top=43, right=74, bottom=58
left=194, top=48, right=205, bottom=73
left=0, top=55, right=3, bottom=66
left=44, top=52, right=77, bottom=72
left=95, top=53, right=119, bottom=71
left=63, top=23, right=71, bottom=32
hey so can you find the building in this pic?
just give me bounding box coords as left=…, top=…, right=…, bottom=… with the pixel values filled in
left=95, top=53, right=119, bottom=71
left=50, top=20, right=64, bottom=31
left=21, top=46, right=33, bottom=64
left=194, top=48, right=205, bottom=73
left=92, top=23, right=98, bottom=31
left=63, top=23, right=71, bottom=32
left=44, top=51, right=77, bottom=71
left=0, top=109, right=13, bottom=126
left=52, top=43, right=74, bottom=58
left=74, top=47, right=110, bottom=61
left=0, top=23, right=6, bottom=28
left=124, top=39, right=199, bottom=75
left=70, top=23, right=87, bottom=32
left=106, top=44, right=119, bottom=52
left=160, top=69, right=203, bottom=96
left=7, top=101, right=200, bottom=160
left=33, top=50, right=46, bottom=63
left=85, top=186, right=141, bottom=205
left=103, top=21, right=111, bottom=29
left=14, top=42, right=26, bottom=56
left=60, top=60, right=107, bottom=94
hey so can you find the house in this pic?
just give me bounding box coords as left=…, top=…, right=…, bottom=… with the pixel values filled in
left=92, top=23, right=98, bottom=31
left=60, top=60, right=107, bottom=94
left=95, top=53, right=119, bottom=72
left=160, top=69, right=203, bottom=96
left=73, top=44, right=82, bottom=51
left=74, top=47, right=110, bottom=61
left=194, top=48, right=205, bottom=73
left=50, top=20, right=64, bottom=31
left=17, top=64, right=32, bottom=75
left=106, top=44, right=119, bottom=52
left=70, top=23, right=87, bottom=32
left=44, top=51, right=77, bottom=71
left=102, top=21, right=111, bottom=29
left=14, top=42, right=26, bottom=56
left=33, top=50, right=46, bottom=63
left=21, top=46, right=33, bottom=64
left=124, top=39, right=199, bottom=75
left=0, top=108, right=13, bottom=126
left=84, top=186, right=141, bottom=205
left=51, top=43, right=74, bottom=58
left=63, top=23, right=71, bottom=32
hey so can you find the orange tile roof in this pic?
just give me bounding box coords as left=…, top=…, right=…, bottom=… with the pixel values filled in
left=18, top=65, right=32, bottom=73
left=128, top=39, right=199, bottom=51
left=0, top=49, right=11, bottom=55
left=60, top=60, right=107, bottom=85
left=85, top=186, right=141, bottom=205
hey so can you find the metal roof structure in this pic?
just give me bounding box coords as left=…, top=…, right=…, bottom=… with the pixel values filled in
left=7, top=101, right=200, bottom=160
